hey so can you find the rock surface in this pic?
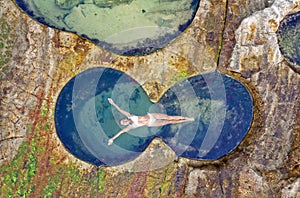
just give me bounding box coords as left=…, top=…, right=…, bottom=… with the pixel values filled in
left=0, top=0, right=299, bottom=197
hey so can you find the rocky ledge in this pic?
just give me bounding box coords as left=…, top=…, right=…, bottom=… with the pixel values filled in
left=0, top=0, right=299, bottom=197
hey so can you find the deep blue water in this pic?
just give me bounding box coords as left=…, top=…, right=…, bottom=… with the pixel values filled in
left=55, top=67, right=253, bottom=166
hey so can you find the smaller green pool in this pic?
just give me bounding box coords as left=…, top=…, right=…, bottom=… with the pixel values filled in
left=15, top=0, right=200, bottom=55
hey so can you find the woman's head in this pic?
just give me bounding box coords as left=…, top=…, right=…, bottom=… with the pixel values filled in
left=119, top=118, right=132, bottom=126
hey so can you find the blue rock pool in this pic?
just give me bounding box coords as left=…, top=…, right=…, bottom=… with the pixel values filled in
left=55, top=67, right=254, bottom=166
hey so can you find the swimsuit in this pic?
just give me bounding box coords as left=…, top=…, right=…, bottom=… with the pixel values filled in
left=128, top=113, right=156, bottom=127
left=128, top=115, right=144, bottom=127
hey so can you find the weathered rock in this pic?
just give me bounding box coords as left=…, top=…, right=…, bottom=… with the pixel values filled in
left=281, top=178, right=300, bottom=198
left=0, top=0, right=299, bottom=197
left=216, top=0, right=300, bottom=196
left=186, top=168, right=223, bottom=197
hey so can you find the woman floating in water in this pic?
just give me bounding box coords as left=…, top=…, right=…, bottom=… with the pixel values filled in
left=107, top=98, right=194, bottom=145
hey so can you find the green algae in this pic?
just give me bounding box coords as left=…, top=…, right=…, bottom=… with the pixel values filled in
left=1, top=140, right=38, bottom=197
left=167, top=70, right=189, bottom=86
left=94, top=0, right=134, bottom=8
left=0, top=103, right=106, bottom=197
left=41, top=176, right=60, bottom=198
left=0, top=137, right=106, bottom=197
left=0, top=20, right=14, bottom=78
left=93, top=168, right=105, bottom=192
left=55, top=0, right=83, bottom=9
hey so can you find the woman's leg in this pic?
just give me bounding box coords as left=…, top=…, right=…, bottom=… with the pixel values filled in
left=151, top=113, right=194, bottom=121
left=149, top=117, right=194, bottom=127
left=148, top=119, right=170, bottom=127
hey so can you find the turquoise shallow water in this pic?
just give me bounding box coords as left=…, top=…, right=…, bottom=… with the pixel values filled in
left=55, top=67, right=253, bottom=166
left=15, top=0, right=200, bottom=55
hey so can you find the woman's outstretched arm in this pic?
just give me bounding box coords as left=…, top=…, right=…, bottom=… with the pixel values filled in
left=108, top=98, right=132, bottom=117
left=108, top=126, right=133, bottom=145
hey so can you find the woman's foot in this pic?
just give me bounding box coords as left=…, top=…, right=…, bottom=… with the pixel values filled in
left=186, top=117, right=195, bottom=121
